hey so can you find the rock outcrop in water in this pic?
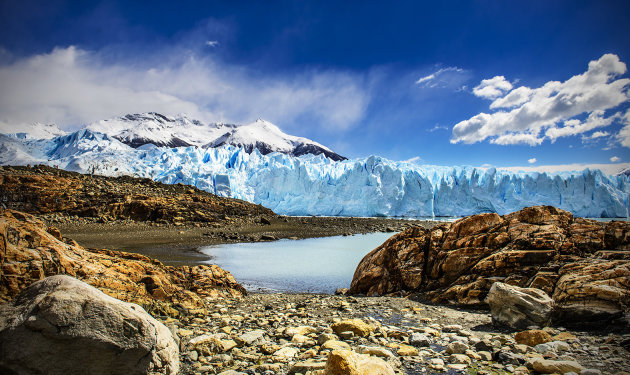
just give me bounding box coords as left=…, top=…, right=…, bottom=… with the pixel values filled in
left=0, top=275, right=179, bottom=375
left=0, top=209, right=245, bottom=315
left=349, top=206, right=630, bottom=326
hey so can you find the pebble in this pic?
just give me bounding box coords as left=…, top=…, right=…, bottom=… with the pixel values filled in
left=169, top=293, right=627, bottom=375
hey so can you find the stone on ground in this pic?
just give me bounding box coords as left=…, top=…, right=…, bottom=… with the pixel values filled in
left=486, top=282, right=553, bottom=329
left=0, top=275, right=178, bottom=375
left=324, top=349, right=395, bottom=375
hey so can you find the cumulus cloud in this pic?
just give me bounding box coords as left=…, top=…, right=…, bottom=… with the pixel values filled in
left=617, top=109, right=630, bottom=148
left=528, top=158, right=537, bottom=164
left=451, top=54, right=630, bottom=147
left=0, top=46, right=369, bottom=132
left=472, top=76, right=513, bottom=99
left=610, top=156, right=621, bottom=162
left=490, top=86, right=534, bottom=109
left=582, top=130, right=610, bottom=141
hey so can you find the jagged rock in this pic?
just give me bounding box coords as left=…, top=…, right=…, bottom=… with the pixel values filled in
left=487, top=282, right=554, bottom=329
left=552, top=256, right=630, bottom=325
left=0, top=210, right=245, bottom=312
left=349, top=206, right=630, bottom=326
left=0, top=275, right=178, bottom=375
left=324, top=349, right=395, bottom=375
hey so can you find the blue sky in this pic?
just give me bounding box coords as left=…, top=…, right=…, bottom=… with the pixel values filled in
left=1, top=0, right=629, bottom=167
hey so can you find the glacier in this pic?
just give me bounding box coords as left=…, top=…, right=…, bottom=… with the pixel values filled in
left=1, top=129, right=629, bottom=218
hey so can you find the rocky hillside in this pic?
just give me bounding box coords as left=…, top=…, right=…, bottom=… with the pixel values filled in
left=350, top=206, right=630, bottom=326
left=0, top=164, right=274, bottom=225
left=0, top=209, right=245, bottom=316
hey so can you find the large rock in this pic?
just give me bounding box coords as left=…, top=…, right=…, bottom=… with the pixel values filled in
left=553, top=256, right=630, bottom=325
left=349, top=206, right=630, bottom=326
left=0, top=275, right=178, bottom=375
left=487, top=282, right=553, bottom=329
left=324, top=349, right=395, bottom=375
left=331, top=319, right=374, bottom=337
left=0, top=210, right=245, bottom=314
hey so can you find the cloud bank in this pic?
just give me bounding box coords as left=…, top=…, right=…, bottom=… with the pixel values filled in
left=451, top=54, right=630, bottom=148
left=0, top=46, right=369, bottom=132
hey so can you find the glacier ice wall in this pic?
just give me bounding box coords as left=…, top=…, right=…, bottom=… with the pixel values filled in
left=2, top=130, right=629, bottom=218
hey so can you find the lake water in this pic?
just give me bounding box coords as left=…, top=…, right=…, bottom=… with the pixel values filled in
left=200, top=232, right=394, bottom=294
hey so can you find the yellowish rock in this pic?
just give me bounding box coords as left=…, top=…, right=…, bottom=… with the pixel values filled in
left=285, top=326, right=318, bottom=337
left=324, top=349, right=395, bottom=375
left=322, top=340, right=351, bottom=351
left=515, top=329, right=552, bottom=347
left=331, top=319, right=373, bottom=337
left=396, top=345, right=418, bottom=356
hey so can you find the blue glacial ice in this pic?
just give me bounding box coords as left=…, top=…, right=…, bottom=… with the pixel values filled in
left=2, top=129, right=629, bottom=218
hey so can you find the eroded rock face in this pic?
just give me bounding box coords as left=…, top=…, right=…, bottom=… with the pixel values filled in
left=0, top=210, right=246, bottom=313
left=349, top=206, right=630, bottom=326
left=0, top=275, right=178, bottom=375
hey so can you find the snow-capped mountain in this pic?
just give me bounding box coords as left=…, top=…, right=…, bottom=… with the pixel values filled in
left=86, top=112, right=346, bottom=161
left=205, top=118, right=345, bottom=161
left=0, top=122, right=67, bottom=140
left=1, top=128, right=629, bottom=218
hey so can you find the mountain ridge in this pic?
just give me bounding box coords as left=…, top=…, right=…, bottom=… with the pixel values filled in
left=86, top=112, right=347, bottom=161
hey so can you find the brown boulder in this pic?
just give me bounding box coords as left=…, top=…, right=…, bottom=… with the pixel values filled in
left=349, top=205, right=630, bottom=326
left=0, top=210, right=245, bottom=313
left=514, top=329, right=552, bottom=347
left=553, top=256, right=630, bottom=324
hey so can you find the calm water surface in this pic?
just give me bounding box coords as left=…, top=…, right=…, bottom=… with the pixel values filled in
left=201, top=232, right=393, bottom=294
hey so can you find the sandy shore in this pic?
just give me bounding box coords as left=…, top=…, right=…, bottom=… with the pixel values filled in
left=57, top=216, right=442, bottom=265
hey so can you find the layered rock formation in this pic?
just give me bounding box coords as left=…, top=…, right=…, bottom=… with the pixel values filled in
left=349, top=206, right=630, bottom=325
left=0, top=209, right=245, bottom=315
left=0, top=275, right=179, bottom=375
left=0, top=165, right=274, bottom=225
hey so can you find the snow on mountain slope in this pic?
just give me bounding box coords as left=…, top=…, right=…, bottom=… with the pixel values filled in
left=1, top=129, right=628, bottom=218
left=206, top=119, right=346, bottom=161
left=86, top=112, right=346, bottom=160
left=86, top=112, right=236, bottom=148
left=0, top=122, right=67, bottom=140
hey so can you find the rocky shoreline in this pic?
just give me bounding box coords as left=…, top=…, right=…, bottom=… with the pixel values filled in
left=1, top=165, right=629, bottom=374
left=169, top=292, right=630, bottom=375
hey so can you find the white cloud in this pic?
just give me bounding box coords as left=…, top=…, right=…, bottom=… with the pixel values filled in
left=0, top=46, right=369, bottom=132
left=415, top=66, right=467, bottom=89
left=545, top=110, right=617, bottom=142
left=610, top=156, right=621, bottom=162
left=617, top=109, right=630, bottom=148
left=452, top=54, right=630, bottom=146
left=490, top=86, right=533, bottom=109
left=582, top=130, right=610, bottom=141
left=205, top=40, right=219, bottom=47
left=427, top=124, right=449, bottom=132
left=472, top=76, right=513, bottom=99
left=403, top=156, right=423, bottom=164
left=500, top=162, right=630, bottom=176
left=528, top=158, right=537, bottom=164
